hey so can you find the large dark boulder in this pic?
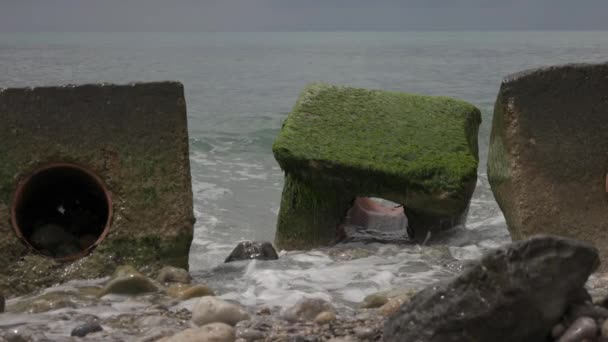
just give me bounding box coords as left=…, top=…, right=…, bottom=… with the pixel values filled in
left=384, top=235, right=599, bottom=342
left=488, top=62, right=608, bottom=270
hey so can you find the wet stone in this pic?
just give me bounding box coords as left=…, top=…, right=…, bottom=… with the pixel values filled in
left=224, top=241, right=279, bottom=263
left=558, top=317, right=597, bottom=342
left=192, top=296, right=250, bottom=327
left=156, top=266, right=192, bottom=285
left=165, top=284, right=215, bottom=301
left=314, top=311, right=337, bottom=324
left=283, top=298, right=335, bottom=322
left=100, top=266, right=159, bottom=296
left=71, top=322, right=103, bottom=337
left=0, top=291, right=4, bottom=313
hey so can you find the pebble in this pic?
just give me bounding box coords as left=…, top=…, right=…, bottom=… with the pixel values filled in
left=166, top=284, right=214, bottom=300
left=156, top=266, right=192, bottom=284
left=353, top=326, right=376, bottom=339
left=192, top=296, right=250, bottom=326
left=71, top=322, right=103, bottom=337
left=164, top=323, right=235, bottom=342
left=558, top=317, right=597, bottom=342
left=361, top=293, right=388, bottom=309
left=314, top=311, right=337, bottom=324
left=100, top=266, right=159, bottom=296
left=552, top=323, right=566, bottom=339
left=283, top=298, right=335, bottom=322
left=602, top=319, right=608, bottom=337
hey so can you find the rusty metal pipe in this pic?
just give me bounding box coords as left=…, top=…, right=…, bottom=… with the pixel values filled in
left=10, top=163, right=112, bottom=261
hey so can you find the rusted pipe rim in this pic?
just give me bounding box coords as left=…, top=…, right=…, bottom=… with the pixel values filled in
left=10, top=162, right=113, bottom=261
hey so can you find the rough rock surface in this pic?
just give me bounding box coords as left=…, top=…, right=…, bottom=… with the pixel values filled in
left=487, top=62, right=608, bottom=269
left=0, top=82, right=194, bottom=296
left=384, top=235, right=599, bottom=342
left=224, top=241, right=279, bottom=263
left=273, top=83, right=481, bottom=249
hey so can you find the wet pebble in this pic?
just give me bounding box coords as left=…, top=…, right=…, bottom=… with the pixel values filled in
left=100, top=265, right=159, bottom=296
left=192, top=296, right=250, bottom=326
left=283, top=298, right=335, bottom=322
left=354, top=326, right=376, bottom=339
left=602, top=319, right=608, bottom=337
left=163, top=323, right=235, bottom=342
left=361, top=293, right=388, bottom=309
left=314, top=311, right=337, bottom=324
left=552, top=323, right=566, bottom=339
left=156, top=266, right=192, bottom=284
left=558, top=317, right=597, bottom=342
left=236, top=328, right=266, bottom=341
left=71, top=322, right=103, bottom=337
left=165, top=283, right=214, bottom=300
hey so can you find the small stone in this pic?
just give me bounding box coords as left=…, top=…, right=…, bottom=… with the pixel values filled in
left=602, top=319, right=608, bottom=337
left=256, top=306, right=271, bottom=315
left=164, top=323, right=235, bottom=342
left=558, top=317, right=597, bottom=342
left=552, top=323, right=566, bottom=338
left=361, top=293, right=388, bottom=309
left=166, top=284, right=215, bottom=300
left=314, top=311, right=336, bottom=324
left=157, top=266, right=192, bottom=284
left=283, top=298, right=335, bottom=322
left=100, top=266, right=159, bottom=296
left=3, top=327, right=33, bottom=342
left=224, top=241, right=279, bottom=263
left=354, top=326, right=376, bottom=339
left=71, top=322, right=103, bottom=337
left=236, top=328, right=265, bottom=341
left=380, top=296, right=410, bottom=317
left=192, top=297, right=250, bottom=327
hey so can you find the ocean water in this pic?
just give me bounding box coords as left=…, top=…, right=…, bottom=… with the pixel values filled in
left=1, top=31, right=608, bottom=310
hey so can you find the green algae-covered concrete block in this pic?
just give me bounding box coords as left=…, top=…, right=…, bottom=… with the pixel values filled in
left=488, top=62, right=608, bottom=270
left=0, top=82, right=194, bottom=296
left=273, top=84, right=481, bottom=249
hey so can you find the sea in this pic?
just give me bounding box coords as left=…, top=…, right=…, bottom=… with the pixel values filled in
left=1, top=31, right=608, bottom=313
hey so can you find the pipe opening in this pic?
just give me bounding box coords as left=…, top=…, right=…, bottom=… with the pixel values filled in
left=338, top=197, right=412, bottom=243
left=11, top=163, right=112, bottom=260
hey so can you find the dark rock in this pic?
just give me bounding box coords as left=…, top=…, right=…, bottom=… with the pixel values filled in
left=71, top=322, right=103, bottom=337
left=224, top=241, right=279, bottom=263
left=488, top=61, right=608, bottom=270
left=384, top=235, right=599, bottom=342
left=558, top=317, right=597, bottom=342
left=0, top=290, right=4, bottom=313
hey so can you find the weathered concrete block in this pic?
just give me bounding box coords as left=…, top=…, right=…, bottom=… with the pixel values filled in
left=0, top=82, right=194, bottom=296
left=272, top=84, right=481, bottom=249
left=488, top=62, right=608, bottom=269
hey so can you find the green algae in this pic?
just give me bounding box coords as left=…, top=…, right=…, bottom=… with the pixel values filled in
left=273, top=83, right=481, bottom=195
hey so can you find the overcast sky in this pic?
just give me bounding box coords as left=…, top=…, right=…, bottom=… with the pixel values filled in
left=1, top=0, right=607, bottom=32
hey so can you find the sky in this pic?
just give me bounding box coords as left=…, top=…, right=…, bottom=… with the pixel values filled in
left=1, top=0, right=607, bottom=32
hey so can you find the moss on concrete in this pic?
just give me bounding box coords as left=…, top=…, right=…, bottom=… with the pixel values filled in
left=275, top=174, right=354, bottom=249
left=273, top=84, right=481, bottom=248
left=0, top=82, right=194, bottom=297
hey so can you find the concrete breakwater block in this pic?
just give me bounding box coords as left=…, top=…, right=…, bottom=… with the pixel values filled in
left=488, top=62, right=608, bottom=269
left=0, top=82, right=194, bottom=296
left=272, top=83, right=481, bottom=249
